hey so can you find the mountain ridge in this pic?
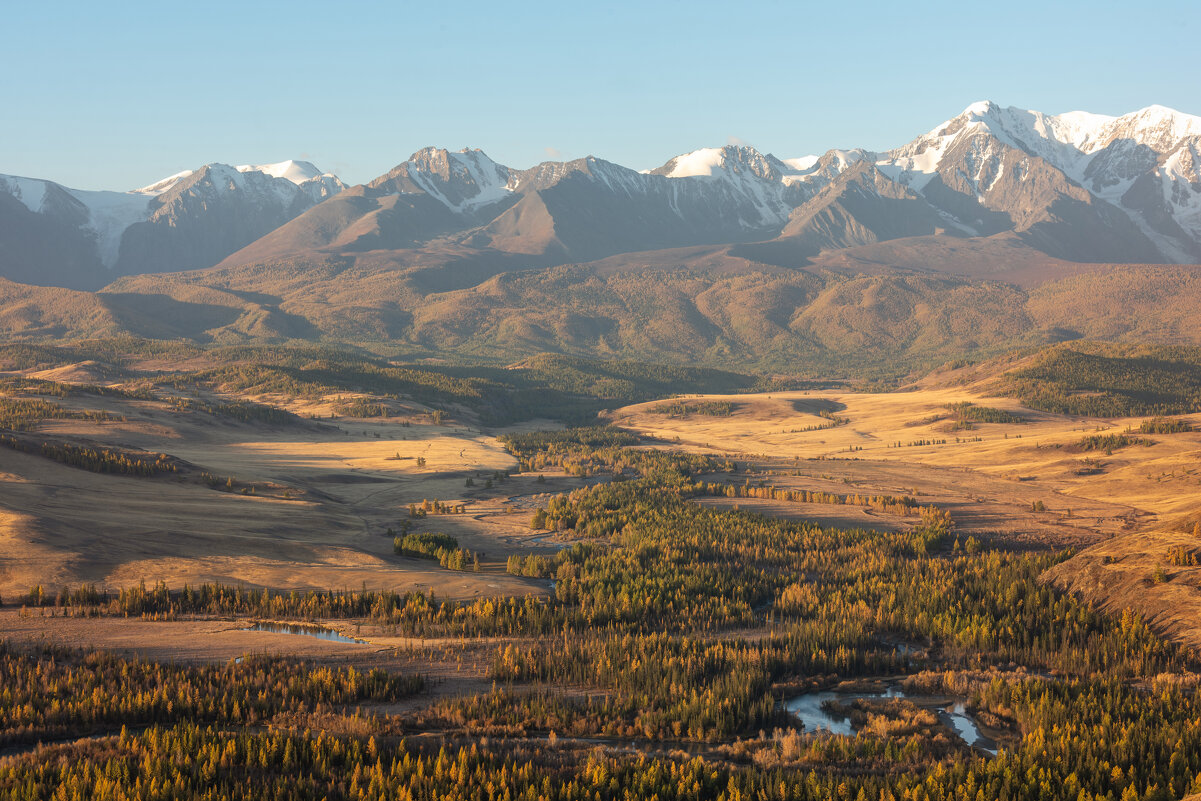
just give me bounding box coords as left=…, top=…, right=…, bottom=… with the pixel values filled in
left=3, top=101, right=1201, bottom=294
left=206, top=100, right=1201, bottom=285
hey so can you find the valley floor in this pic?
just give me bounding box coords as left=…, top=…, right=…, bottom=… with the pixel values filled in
left=3, top=366, right=1201, bottom=799
left=4, top=372, right=1199, bottom=648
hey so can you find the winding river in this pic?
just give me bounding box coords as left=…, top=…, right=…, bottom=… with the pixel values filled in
left=784, top=686, right=997, bottom=754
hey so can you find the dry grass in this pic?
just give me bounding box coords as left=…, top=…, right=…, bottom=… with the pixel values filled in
left=0, top=385, right=579, bottom=601
left=608, top=387, right=1201, bottom=531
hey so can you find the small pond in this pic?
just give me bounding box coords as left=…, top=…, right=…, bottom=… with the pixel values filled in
left=244, top=622, right=369, bottom=644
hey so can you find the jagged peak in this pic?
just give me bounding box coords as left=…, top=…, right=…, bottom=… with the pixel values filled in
left=1105, top=104, right=1201, bottom=145
left=370, top=146, right=514, bottom=211
left=925, top=101, right=1201, bottom=156
left=505, top=155, right=639, bottom=193
left=403, top=146, right=504, bottom=171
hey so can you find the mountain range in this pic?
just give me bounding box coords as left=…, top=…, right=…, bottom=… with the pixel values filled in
left=4, top=101, right=1201, bottom=292
left=1, top=101, right=1200, bottom=377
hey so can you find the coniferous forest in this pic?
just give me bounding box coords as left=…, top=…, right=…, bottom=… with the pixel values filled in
left=3, top=426, right=1201, bottom=800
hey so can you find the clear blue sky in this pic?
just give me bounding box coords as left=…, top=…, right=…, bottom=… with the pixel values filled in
left=5, top=0, right=1198, bottom=190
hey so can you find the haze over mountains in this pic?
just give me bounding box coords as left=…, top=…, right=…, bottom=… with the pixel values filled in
left=2, top=101, right=1201, bottom=376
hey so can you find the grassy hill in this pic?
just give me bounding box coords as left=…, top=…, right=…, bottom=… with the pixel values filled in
left=998, top=342, right=1201, bottom=417
left=0, top=341, right=762, bottom=425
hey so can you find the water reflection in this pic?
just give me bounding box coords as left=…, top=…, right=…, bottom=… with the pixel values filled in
left=943, top=702, right=996, bottom=755
left=783, top=687, right=903, bottom=736
left=244, top=622, right=368, bottom=644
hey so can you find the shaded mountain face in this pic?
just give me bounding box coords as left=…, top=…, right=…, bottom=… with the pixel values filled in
left=0, top=161, right=345, bottom=289
left=222, top=145, right=829, bottom=272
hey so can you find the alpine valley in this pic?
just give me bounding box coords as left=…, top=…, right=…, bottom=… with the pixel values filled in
left=6, top=96, right=1201, bottom=801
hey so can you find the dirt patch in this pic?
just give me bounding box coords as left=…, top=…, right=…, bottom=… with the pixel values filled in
left=1045, top=526, right=1201, bottom=652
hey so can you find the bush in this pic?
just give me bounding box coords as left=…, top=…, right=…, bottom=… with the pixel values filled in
left=394, top=533, right=479, bottom=571
left=1077, top=434, right=1152, bottom=452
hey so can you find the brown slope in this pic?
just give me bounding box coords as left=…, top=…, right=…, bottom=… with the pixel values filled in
left=464, top=166, right=784, bottom=264
left=586, top=243, right=788, bottom=277
left=1027, top=264, right=1201, bottom=343
left=789, top=272, right=1038, bottom=354
left=5, top=225, right=1200, bottom=377
left=0, top=278, right=121, bottom=340
left=217, top=188, right=467, bottom=267
left=465, top=190, right=566, bottom=257
left=805, top=233, right=1105, bottom=288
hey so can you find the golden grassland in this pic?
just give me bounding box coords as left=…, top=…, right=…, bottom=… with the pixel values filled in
left=0, top=383, right=582, bottom=604
left=4, top=360, right=1201, bottom=663
left=609, top=387, right=1201, bottom=524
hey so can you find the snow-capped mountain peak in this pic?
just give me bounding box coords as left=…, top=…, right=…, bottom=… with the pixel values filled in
left=910, top=101, right=1201, bottom=165
left=867, top=100, right=1201, bottom=262
left=780, top=149, right=867, bottom=189
left=782, top=155, right=820, bottom=172
left=133, top=170, right=196, bottom=195
left=879, top=101, right=1120, bottom=191
left=1113, top=105, right=1201, bottom=137
left=1, top=160, right=346, bottom=281
left=653, top=144, right=783, bottom=182
left=236, top=159, right=327, bottom=185
left=377, top=147, right=515, bottom=213
left=135, top=160, right=343, bottom=196
left=642, top=145, right=817, bottom=229
left=5, top=102, right=1201, bottom=292
left=657, top=147, right=729, bottom=178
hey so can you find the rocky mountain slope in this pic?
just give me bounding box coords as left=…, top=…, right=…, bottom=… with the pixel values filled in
left=217, top=102, right=1201, bottom=276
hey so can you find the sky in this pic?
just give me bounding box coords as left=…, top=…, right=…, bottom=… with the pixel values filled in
left=4, top=0, right=1199, bottom=190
